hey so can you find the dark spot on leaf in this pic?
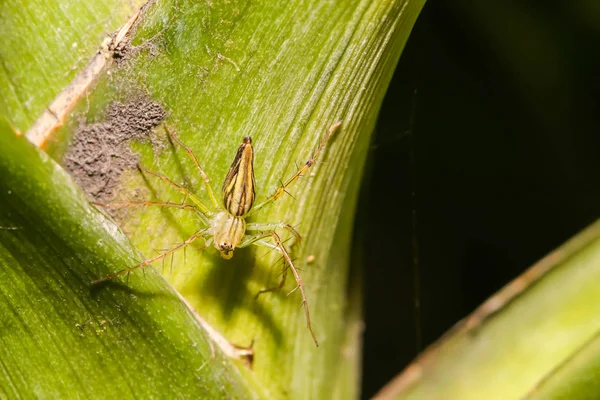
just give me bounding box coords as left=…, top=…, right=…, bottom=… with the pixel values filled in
left=64, top=97, right=166, bottom=203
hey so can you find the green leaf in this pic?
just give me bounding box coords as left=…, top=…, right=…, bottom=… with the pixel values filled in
left=525, top=330, right=600, bottom=400
left=0, top=121, right=255, bottom=398
left=377, top=221, right=600, bottom=399
left=1, top=0, right=426, bottom=397
left=46, top=0, right=423, bottom=397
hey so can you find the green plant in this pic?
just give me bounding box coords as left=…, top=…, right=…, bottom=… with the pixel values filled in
left=0, top=0, right=424, bottom=398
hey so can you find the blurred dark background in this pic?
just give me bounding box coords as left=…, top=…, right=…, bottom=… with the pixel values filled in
left=360, top=0, right=600, bottom=397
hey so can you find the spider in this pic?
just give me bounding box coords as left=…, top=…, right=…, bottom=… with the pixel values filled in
left=92, top=121, right=343, bottom=346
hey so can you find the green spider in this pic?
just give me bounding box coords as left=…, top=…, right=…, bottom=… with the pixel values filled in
left=93, top=121, right=343, bottom=346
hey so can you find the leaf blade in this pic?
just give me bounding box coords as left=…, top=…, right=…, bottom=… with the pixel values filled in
left=0, top=122, right=256, bottom=399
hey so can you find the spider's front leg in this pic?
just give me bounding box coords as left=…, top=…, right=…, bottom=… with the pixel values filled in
left=137, top=164, right=213, bottom=218
left=164, top=125, right=221, bottom=209
left=245, top=120, right=342, bottom=217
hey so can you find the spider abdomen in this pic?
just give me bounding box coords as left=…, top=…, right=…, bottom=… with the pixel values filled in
left=222, top=137, right=255, bottom=216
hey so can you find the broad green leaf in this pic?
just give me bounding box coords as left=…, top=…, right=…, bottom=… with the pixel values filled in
left=1, top=0, right=426, bottom=397
left=45, top=0, right=424, bottom=398
left=377, top=220, right=600, bottom=399
left=0, top=121, right=256, bottom=398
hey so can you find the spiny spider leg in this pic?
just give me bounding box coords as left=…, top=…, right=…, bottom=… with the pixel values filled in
left=254, top=242, right=289, bottom=299
left=238, top=226, right=298, bottom=253
left=138, top=164, right=212, bottom=216
left=92, top=201, right=196, bottom=211
left=251, top=231, right=318, bottom=346
left=246, top=222, right=302, bottom=247
left=247, top=120, right=342, bottom=216
left=92, top=229, right=208, bottom=285
left=252, top=238, right=302, bottom=297
left=256, top=270, right=289, bottom=298
left=165, top=125, right=221, bottom=209
left=238, top=231, right=272, bottom=248
left=92, top=201, right=208, bottom=225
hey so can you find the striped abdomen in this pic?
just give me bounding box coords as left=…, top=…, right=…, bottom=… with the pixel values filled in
left=222, top=137, right=256, bottom=216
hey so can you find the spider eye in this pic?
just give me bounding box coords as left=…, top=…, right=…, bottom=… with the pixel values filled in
left=219, top=242, right=233, bottom=251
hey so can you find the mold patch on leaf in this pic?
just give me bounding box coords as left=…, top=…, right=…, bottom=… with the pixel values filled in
left=64, top=97, right=166, bottom=202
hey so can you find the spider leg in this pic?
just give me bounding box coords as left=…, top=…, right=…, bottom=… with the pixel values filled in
left=92, top=201, right=208, bottom=224
left=250, top=230, right=318, bottom=347
left=239, top=233, right=295, bottom=293
left=246, top=120, right=342, bottom=217
left=138, top=164, right=213, bottom=217
left=238, top=231, right=272, bottom=248
left=92, top=200, right=196, bottom=211
left=246, top=222, right=301, bottom=248
left=164, top=125, right=221, bottom=209
left=253, top=243, right=289, bottom=299
left=241, top=223, right=300, bottom=298
left=91, top=229, right=208, bottom=285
